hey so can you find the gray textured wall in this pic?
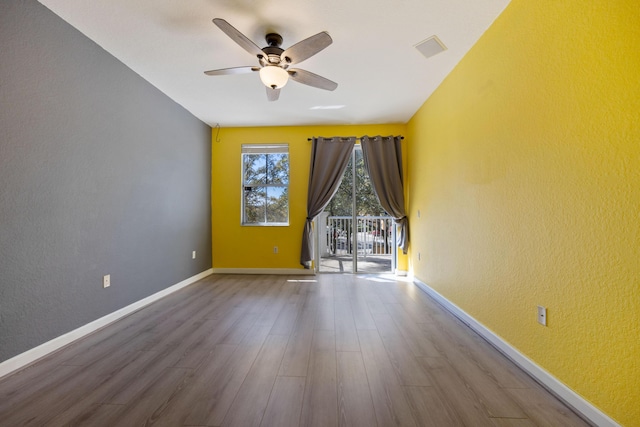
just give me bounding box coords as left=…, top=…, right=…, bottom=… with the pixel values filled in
left=0, top=0, right=212, bottom=363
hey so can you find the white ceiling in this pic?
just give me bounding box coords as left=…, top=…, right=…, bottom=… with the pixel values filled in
left=38, top=0, right=510, bottom=128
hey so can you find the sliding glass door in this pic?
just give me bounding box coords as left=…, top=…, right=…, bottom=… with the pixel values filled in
left=316, top=146, right=394, bottom=273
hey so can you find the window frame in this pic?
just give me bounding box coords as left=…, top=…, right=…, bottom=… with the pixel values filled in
left=241, top=143, right=290, bottom=226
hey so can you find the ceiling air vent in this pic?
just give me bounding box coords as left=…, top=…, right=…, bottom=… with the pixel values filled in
left=415, top=35, right=447, bottom=59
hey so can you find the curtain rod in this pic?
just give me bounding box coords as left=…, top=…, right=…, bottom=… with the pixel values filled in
left=307, top=136, right=404, bottom=141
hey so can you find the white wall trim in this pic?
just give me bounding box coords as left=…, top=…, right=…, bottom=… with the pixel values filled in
left=0, top=268, right=213, bottom=380
left=211, top=268, right=315, bottom=275
left=412, top=278, right=620, bottom=427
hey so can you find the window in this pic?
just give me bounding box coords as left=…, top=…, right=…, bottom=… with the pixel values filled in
left=241, top=144, right=289, bottom=225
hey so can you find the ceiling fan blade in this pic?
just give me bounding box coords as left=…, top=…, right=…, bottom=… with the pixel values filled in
left=281, top=32, right=332, bottom=65
left=204, top=66, right=259, bottom=76
left=213, top=18, right=264, bottom=58
left=266, top=87, right=281, bottom=102
left=288, top=69, right=338, bottom=91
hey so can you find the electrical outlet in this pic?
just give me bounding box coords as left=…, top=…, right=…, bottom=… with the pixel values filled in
left=537, top=305, right=547, bottom=326
left=103, top=274, right=111, bottom=288
left=192, top=251, right=196, bottom=259
left=273, top=246, right=278, bottom=254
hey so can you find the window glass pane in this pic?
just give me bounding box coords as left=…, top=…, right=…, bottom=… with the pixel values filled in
left=266, top=186, right=288, bottom=223
left=265, top=154, right=289, bottom=185
left=243, top=185, right=266, bottom=223
left=241, top=145, right=289, bottom=225
left=243, top=154, right=266, bottom=185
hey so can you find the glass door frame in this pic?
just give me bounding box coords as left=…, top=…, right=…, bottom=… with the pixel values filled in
left=314, top=145, right=397, bottom=274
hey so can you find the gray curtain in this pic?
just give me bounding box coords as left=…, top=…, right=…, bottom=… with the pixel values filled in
left=360, top=135, right=409, bottom=254
left=301, top=137, right=356, bottom=268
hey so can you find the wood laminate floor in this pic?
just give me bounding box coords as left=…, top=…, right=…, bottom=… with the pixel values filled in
left=0, top=274, right=591, bottom=426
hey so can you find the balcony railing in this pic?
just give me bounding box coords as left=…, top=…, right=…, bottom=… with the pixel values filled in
left=321, top=215, right=394, bottom=257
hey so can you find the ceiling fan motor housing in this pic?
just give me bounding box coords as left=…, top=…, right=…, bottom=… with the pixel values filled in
left=261, top=34, right=286, bottom=66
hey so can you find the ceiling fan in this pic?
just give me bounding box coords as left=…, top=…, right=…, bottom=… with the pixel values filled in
left=204, top=18, right=338, bottom=101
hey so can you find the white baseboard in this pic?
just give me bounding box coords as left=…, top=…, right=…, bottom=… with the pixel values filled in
left=211, top=268, right=315, bottom=275
left=0, top=268, right=213, bottom=380
left=412, top=278, right=619, bottom=427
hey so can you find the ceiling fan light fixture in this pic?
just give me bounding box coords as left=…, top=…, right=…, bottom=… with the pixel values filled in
left=259, top=66, right=289, bottom=89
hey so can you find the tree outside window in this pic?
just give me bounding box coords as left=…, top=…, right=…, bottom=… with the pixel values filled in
left=242, top=145, right=289, bottom=225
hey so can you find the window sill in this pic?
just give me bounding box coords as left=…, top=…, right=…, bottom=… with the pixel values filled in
left=241, top=222, right=290, bottom=227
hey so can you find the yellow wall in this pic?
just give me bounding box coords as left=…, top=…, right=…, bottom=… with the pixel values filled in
left=212, top=124, right=407, bottom=270
left=406, top=0, right=639, bottom=424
